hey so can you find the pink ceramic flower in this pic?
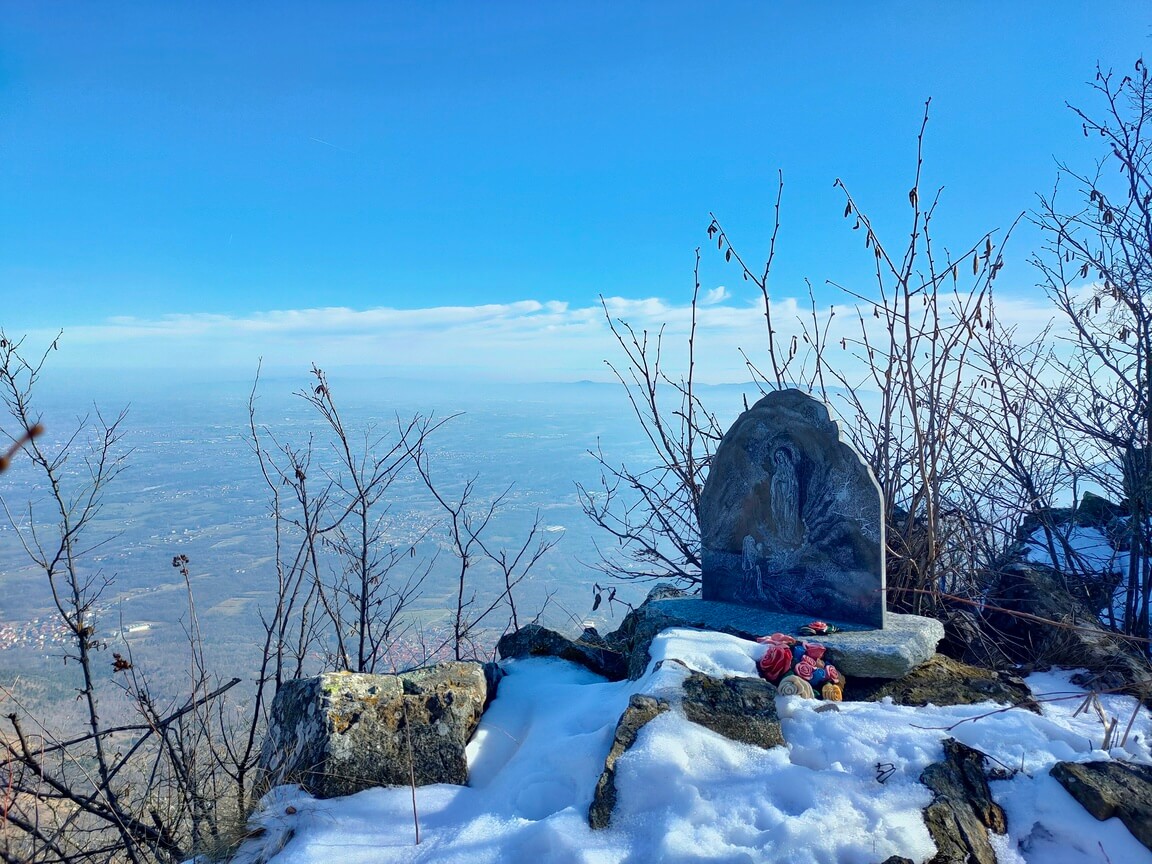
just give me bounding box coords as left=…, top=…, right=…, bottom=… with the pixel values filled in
left=795, top=658, right=817, bottom=681
left=803, top=642, right=826, bottom=662
left=806, top=621, right=829, bottom=635
left=756, top=632, right=795, bottom=646
left=758, top=644, right=793, bottom=682
left=824, top=664, right=840, bottom=684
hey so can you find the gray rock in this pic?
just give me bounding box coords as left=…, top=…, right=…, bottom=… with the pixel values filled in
left=257, top=662, right=486, bottom=799
left=812, top=613, right=945, bottom=678
left=606, top=597, right=940, bottom=680
left=680, top=670, right=784, bottom=749
left=605, top=598, right=709, bottom=680
left=699, top=389, right=885, bottom=628
left=496, top=623, right=628, bottom=681
left=920, top=739, right=1007, bottom=864
left=1051, top=760, right=1152, bottom=851
left=589, top=694, right=670, bottom=829
left=644, top=583, right=690, bottom=602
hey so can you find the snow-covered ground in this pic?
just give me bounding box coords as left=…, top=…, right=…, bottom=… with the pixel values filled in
left=229, top=629, right=1152, bottom=864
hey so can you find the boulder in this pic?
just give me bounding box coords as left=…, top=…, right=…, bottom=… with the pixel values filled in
left=851, top=654, right=1040, bottom=712
left=919, top=739, right=1007, bottom=864
left=680, top=670, right=784, bottom=749
left=496, top=623, right=628, bottom=681
left=1051, top=760, right=1152, bottom=851
left=257, top=662, right=486, bottom=799
left=589, top=694, right=670, bottom=829
left=1074, top=490, right=1126, bottom=527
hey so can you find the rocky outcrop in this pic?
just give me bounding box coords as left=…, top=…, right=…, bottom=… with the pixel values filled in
left=257, top=662, right=487, bottom=799
left=984, top=562, right=1151, bottom=702
left=589, top=694, right=670, bottom=829
left=851, top=654, right=1040, bottom=712
left=919, top=739, right=1006, bottom=864
left=496, top=623, right=628, bottom=681
left=1051, top=760, right=1152, bottom=851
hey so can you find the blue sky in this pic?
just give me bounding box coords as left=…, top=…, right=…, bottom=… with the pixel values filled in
left=1, top=2, right=1149, bottom=381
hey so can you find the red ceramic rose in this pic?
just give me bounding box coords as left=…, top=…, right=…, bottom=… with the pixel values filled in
left=758, top=643, right=793, bottom=682
left=795, top=658, right=817, bottom=681
left=803, top=642, right=826, bottom=662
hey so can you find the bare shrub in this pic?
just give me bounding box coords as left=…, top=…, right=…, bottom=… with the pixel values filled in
left=1032, top=60, right=1152, bottom=643
left=1, top=346, right=556, bottom=862
left=0, top=333, right=240, bottom=863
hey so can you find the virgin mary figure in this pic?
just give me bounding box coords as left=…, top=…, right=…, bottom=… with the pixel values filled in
left=770, top=444, right=803, bottom=546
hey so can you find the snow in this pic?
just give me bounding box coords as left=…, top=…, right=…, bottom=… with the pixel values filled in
left=226, top=629, right=1152, bottom=864
left=1024, top=525, right=1128, bottom=580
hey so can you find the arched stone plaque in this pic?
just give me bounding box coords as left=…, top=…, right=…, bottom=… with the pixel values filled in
left=699, top=389, right=885, bottom=628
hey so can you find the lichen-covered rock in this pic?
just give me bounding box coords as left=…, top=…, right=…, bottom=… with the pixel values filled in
left=1051, top=760, right=1152, bottom=851
left=589, top=666, right=784, bottom=829
left=589, top=694, right=670, bottom=829
left=851, top=654, right=1040, bottom=711
left=257, top=662, right=486, bottom=799
left=920, top=739, right=1006, bottom=864
left=496, top=623, right=628, bottom=680
left=680, top=670, right=785, bottom=748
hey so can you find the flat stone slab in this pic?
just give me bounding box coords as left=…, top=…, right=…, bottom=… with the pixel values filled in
left=646, top=597, right=871, bottom=639
left=642, top=597, right=941, bottom=679
left=812, top=614, right=944, bottom=679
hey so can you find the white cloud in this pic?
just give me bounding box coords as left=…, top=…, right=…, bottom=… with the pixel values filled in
left=20, top=288, right=1062, bottom=387
left=701, top=286, right=729, bottom=305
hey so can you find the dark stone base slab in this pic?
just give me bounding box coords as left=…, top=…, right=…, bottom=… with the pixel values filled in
left=646, top=596, right=871, bottom=639
left=641, top=597, right=943, bottom=679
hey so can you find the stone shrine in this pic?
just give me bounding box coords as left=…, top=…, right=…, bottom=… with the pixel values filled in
left=699, top=389, right=885, bottom=628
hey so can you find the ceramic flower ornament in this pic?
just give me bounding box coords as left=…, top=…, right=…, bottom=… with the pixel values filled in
left=754, top=631, right=846, bottom=700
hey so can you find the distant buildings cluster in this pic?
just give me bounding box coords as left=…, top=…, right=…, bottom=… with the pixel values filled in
left=0, top=615, right=74, bottom=651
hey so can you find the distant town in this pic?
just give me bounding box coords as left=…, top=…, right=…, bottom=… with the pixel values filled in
left=0, top=610, right=151, bottom=653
